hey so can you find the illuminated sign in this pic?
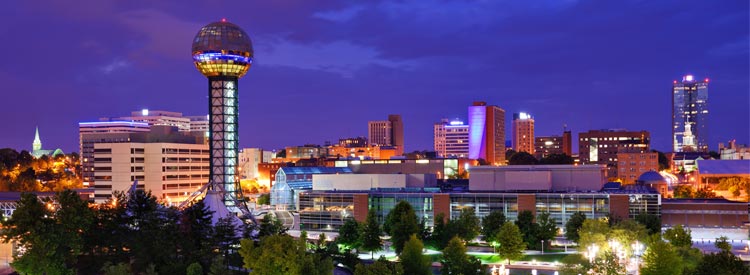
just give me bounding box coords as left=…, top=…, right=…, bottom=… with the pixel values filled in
left=142, top=109, right=149, bottom=116
left=449, top=120, right=464, bottom=126
left=193, top=52, right=252, bottom=64
left=683, top=75, right=694, bottom=82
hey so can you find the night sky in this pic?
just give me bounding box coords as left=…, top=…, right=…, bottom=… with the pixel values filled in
left=1, top=0, right=748, bottom=154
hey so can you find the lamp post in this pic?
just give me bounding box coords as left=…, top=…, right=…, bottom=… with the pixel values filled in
left=632, top=241, right=644, bottom=275
left=541, top=240, right=544, bottom=254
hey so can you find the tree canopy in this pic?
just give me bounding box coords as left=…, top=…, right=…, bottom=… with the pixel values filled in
left=399, top=235, right=431, bottom=275
left=495, top=222, right=526, bottom=264
left=384, top=201, right=420, bottom=254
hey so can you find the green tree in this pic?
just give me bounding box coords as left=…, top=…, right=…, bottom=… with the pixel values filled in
left=608, top=220, right=648, bottom=255
left=539, top=153, right=574, bottom=165
left=496, top=222, right=526, bottom=264
left=577, top=219, right=610, bottom=250
left=454, top=207, right=481, bottom=242
left=186, top=262, right=203, bottom=275
left=429, top=212, right=451, bottom=249
left=441, top=236, right=485, bottom=275
left=384, top=201, right=419, bottom=254
left=672, top=185, right=695, bottom=198
left=715, top=236, right=731, bottom=252
left=208, top=256, right=231, bottom=275
left=640, top=236, right=683, bottom=275
left=508, top=152, right=538, bottom=165
left=361, top=208, right=383, bottom=258
left=337, top=218, right=362, bottom=249
left=651, top=150, right=669, bottom=171
left=258, top=213, right=287, bottom=237
left=695, top=187, right=718, bottom=198
left=239, top=234, right=333, bottom=275
left=634, top=213, right=661, bottom=235
left=663, top=224, right=692, bottom=248
left=399, top=235, right=431, bottom=275
left=481, top=210, right=505, bottom=243
left=693, top=251, right=750, bottom=275
left=101, top=262, right=131, bottom=275
left=1, top=190, right=94, bottom=275
left=515, top=210, right=539, bottom=247
left=354, top=256, right=403, bottom=275
left=257, top=193, right=270, bottom=205
left=564, top=211, right=586, bottom=242
left=535, top=211, right=558, bottom=251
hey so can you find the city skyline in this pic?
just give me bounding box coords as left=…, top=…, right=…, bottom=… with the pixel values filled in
left=1, top=1, right=748, bottom=154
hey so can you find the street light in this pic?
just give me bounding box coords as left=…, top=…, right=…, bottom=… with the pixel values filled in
left=541, top=240, right=545, bottom=254
left=587, top=244, right=599, bottom=263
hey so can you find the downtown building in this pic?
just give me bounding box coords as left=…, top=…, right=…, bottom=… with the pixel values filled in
left=86, top=126, right=208, bottom=204
left=579, top=129, right=650, bottom=178
left=672, top=75, right=709, bottom=152
left=534, top=131, right=572, bottom=159
left=367, top=114, right=404, bottom=156
left=468, top=101, right=506, bottom=165
left=434, top=119, right=470, bottom=158
left=511, top=112, right=535, bottom=154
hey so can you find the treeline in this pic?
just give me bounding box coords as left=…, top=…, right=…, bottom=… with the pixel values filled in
left=0, top=148, right=81, bottom=191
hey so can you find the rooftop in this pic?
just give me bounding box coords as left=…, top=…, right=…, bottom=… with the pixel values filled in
left=696, top=160, right=750, bottom=175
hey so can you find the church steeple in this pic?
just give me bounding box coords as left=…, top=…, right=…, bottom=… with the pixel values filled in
left=32, top=127, right=42, bottom=151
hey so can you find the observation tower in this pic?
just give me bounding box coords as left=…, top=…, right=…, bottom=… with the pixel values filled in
left=191, top=19, right=253, bottom=212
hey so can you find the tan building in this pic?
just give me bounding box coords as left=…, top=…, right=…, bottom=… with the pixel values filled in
left=92, top=139, right=209, bottom=205
left=367, top=114, right=404, bottom=156
left=617, top=151, right=659, bottom=184
left=328, top=145, right=397, bottom=160
left=579, top=129, right=650, bottom=178
left=512, top=112, right=534, bottom=154
left=468, top=102, right=506, bottom=165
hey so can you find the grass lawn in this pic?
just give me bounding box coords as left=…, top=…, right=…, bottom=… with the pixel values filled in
left=470, top=253, right=568, bottom=264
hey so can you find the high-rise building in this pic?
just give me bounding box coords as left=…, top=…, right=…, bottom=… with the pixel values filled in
left=579, top=129, right=650, bottom=178
left=86, top=125, right=208, bottom=204
left=672, top=75, right=709, bottom=152
left=468, top=101, right=506, bottom=165
left=368, top=114, right=404, bottom=156
left=101, top=109, right=208, bottom=135
left=434, top=119, right=470, bottom=158
left=512, top=112, right=535, bottom=154
left=192, top=20, right=253, bottom=211
left=535, top=130, right=572, bottom=159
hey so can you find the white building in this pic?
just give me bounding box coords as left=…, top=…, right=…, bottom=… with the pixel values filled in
left=312, top=173, right=437, bottom=191
left=79, top=121, right=151, bottom=187
left=92, top=141, right=209, bottom=205
left=434, top=119, right=469, bottom=158
left=469, top=165, right=607, bottom=192
left=239, top=148, right=273, bottom=181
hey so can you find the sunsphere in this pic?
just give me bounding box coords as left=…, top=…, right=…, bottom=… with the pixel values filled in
left=192, top=19, right=253, bottom=212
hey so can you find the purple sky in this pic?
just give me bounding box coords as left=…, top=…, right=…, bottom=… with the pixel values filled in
left=1, top=0, right=748, bottom=154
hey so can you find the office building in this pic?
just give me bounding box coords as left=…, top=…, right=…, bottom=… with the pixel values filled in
left=239, top=148, right=273, bottom=182
left=534, top=131, right=572, bottom=159
left=368, top=114, right=404, bottom=156
left=511, top=112, right=534, bottom=154
left=672, top=75, right=709, bottom=152
left=88, top=126, right=208, bottom=204
left=339, top=137, right=368, bottom=148
left=103, top=109, right=196, bottom=132
left=579, top=129, right=650, bottom=178
left=617, top=151, right=659, bottom=184
left=79, top=121, right=151, bottom=187
left=468, top=101, right=506, bottom=165
left=434, top=119, right=470, bottom=158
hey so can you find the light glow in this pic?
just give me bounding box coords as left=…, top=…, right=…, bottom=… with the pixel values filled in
left=468, top=106, right=487, bottom=160
left=684, top=75, right=694, bottom=82
left=141, top=109, right=149, bottom=116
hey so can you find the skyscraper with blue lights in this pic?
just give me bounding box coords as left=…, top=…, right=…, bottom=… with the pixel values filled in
left=672, top=75, right=709, bottom=152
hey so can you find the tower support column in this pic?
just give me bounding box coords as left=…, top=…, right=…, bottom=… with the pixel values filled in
left=208, top=75, right=240, bottom=209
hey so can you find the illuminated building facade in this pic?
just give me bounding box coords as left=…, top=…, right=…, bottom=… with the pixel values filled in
left=86, top=126, right=208, bottom=203
left=579, top=129, right=650, bottom=178
left=535, top=131, right=572, bottom=159
left=434, top=119, right=470, bottom=158
left=511, top=112, right=535, bottom=154
left=192, top=20, right=253, bottom=211
left=617, top=151, right=659, bottom=184
left=672, top=75, right=709, bottom=152
left=368, top=115, right=404, bottom=156
left=339, top=137, right=368, bottom=148
left=30, top=127, right=64, bottom=158
left=468, top=101, right=505, bottom=165
left=79, top=121, right=151, bottom=187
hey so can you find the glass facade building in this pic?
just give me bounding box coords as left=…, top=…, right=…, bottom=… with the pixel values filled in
left=672, top=75, right=709, bottom=152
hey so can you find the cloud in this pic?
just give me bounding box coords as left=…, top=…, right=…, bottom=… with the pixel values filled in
left=257, top=36, right=416, bottom=77
left=116, top=9, right=202, bottom=60
left=313, top=5, right=364, bottom=22
left=708, top=36, right=750, bottom=57
left=100, top=59, right=130, bottom=74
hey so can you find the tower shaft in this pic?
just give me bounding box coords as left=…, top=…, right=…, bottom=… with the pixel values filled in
left=208, top=76, right=240, bottom=209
